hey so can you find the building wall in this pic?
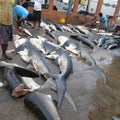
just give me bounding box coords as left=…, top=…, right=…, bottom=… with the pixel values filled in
left=27, top=0, right=95, bottom=25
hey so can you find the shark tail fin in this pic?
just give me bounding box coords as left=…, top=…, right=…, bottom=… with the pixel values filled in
left=84, top=64, right=107, bottom=84
left=55, top=76, right=66, bottom=109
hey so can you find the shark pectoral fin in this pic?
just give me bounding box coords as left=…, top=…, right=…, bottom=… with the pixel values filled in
left=14, top=44, right=25, bottom=53
left=14, top=66, right=39, bottom=78
left=84, top=65, right=107, bottom=84
left=65, top=91, right=77, bottom=112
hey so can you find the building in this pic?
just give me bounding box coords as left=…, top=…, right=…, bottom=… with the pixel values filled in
left=27, top=0, right=120, bottom=26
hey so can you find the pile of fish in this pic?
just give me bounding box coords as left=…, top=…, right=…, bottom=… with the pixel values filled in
left=93, top=35, right=120, bottom=50
left=13, top=37, right=77, bottom=119
left=1, top=19, right=119, bottom=120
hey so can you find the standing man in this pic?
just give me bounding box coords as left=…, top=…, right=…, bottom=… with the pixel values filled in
left=99, top=12, right=108, bottom=32
left=33, top=0, right=44, bottom=29
left=0, top=0, right=16, bottom=60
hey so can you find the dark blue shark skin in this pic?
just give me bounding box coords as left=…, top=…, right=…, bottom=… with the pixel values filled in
left=24, top=91, right=61, bottom=120
left=0, top=61, right=61, bottom=120
left=0, top=61, right=39, bottom=95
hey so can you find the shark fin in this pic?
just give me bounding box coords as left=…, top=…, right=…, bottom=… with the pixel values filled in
left=84, top=65, right=107, bottom=84
left=14, top=66, right=39, bottom=78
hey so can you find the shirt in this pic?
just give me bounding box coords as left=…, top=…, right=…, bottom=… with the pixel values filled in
left=100, top=14, right=108, bottom=27
left=0, top=0, right=16, bottom=25
left=33, top=0, right=44, bottom=11
left=12, top=5, right=29, bottom=19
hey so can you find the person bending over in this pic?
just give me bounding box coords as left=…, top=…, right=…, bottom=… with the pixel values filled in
left=99, top=12, right=108, bottom=32
left=12, top=5, right=33, bottom=35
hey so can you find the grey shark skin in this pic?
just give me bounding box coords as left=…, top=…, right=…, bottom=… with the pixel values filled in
left=29, top=38, right=77, bottom=110
left=15, top=38, right=77, bottom=111
left=45, top=48, right=73, bottom=108
left=97, top=35, right=108, bottom=47
left=0, top=62, right=60, bottom=120
left=15, top=39, right=66, bottom=108
left=70, top=34, right=95, bottom=49
left=0, top=61, right=40, bottom=96
left=58, top=36, right=107, bottom=83
left=24, top=91, right=61, bottom=120
left=78, top=44, right=107, bottom=84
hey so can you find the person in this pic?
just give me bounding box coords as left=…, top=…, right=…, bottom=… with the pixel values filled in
left=33, top=0, right=44, bottom=29
left=0, top=0, right=16, bottom=60
left=99, top=12, right=108, bottom=32
left=12, top=5, right=33, bottom=35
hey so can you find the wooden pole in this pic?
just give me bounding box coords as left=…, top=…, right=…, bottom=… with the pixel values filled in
left=48, top=0, right=54, bottom=10
left=72, top=0, right=80, bottom=15
left=95, top=0, right=104, bottom=15
left=109, top=0, right=120, bottom=26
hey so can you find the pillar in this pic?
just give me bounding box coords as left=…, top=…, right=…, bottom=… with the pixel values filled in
left=48, top=0, right=54, bottom=10
left=72, top=0, right=80, bottom=15
left=109, top=0, right=120, bottom=25
left=95, top=0, right=104, bottom=15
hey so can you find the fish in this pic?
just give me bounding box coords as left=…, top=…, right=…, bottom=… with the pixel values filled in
left=70, top=34, right=95, bottom=50
left=53, top=23, right=64, bottom=32
left=48, top=23, right=57, bottom=31
left=57, top=36, right=79, bottom=55
left=30, top=36, right=60, bottom=55
left=75, top=25, right=91, bottom=35
left=24, top=91, right=61, bottom=120
left=62, top=25, right=73, bottom=33
left=14, top=38, right=32, bottom=63
left=14, top=39, right=76, bottom=110
left=100, top=37, right=114, bottom=49
left=44, top=48, right=73, bottom=108
left=19, top=27, right=32, bottom=36
left=97, top=35, right=108, bottom=47
left=45, top=30, right=57, bottom=41
left=0, top=61, right=40, bottom=98
left=57, top=36, right=107, bottom=83
left=108, top=43, right=118, bottom=50
left=41, top=21, right=51, bottom=32
left=0, top=62, right=60, bottom=120
left=78, top=44, right=107, bottom=84
left=97, top=32, right=113, bottom=36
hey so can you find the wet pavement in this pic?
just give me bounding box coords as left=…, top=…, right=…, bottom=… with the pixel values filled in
left=0, top=24, right=120, bottom=120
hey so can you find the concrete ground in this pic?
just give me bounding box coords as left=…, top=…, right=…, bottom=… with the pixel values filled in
left=0, top=24, right=120, bottom=120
